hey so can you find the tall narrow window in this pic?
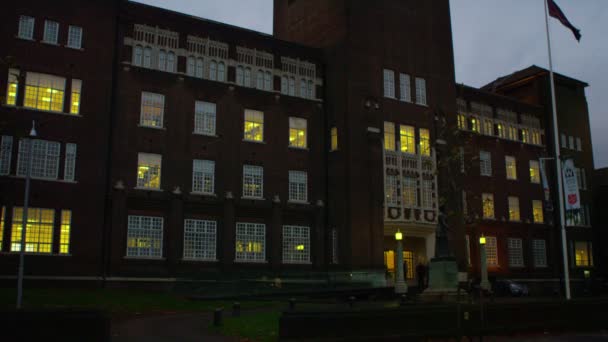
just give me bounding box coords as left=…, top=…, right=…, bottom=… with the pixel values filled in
left=288, top=171, right=308, bottom=202
left=0, top=136, right=13, bottom=175
left=6, top=68, right=19, bottom=106
left=167, top=52, right=176, bottom=72
left=18, top=16, right=35, bottom=40
left=217, top=62, right=226, bottom=81
left=307, top=80, right=314, bottom=99
left=482, top=119, right=494, bottom=136
left=330, top=127, right=338, bottom=151
left=529, top=160, right=540, bottom=184
left=399, top=125, right=415, bottom=154
left=137, top=153, right=162, bottom=189
left=67, top=25, right=83, bottom=49
left=419, top=128, right=430, bottom=156
left=183, top=219, right=217, bottom=260
left=236, top=66, right=244, bottom=85
left=187, top=57, right=196, bottom=76
left=209, top=61, right=217, bottom=81
left=257, top=70, right=265, bottom=89
left=505, top=156, right=517, bottom=180
left=574, top=241, right=593, bottom=267
left=384, top=122, right=395, bottom=151
left=244, top=68, right=251, bottom=87
left=11, top=207, right=54, bottom=253
left=457, top=114, right=467, bottom=130
left=64, top=143, right=77, bottom=181
left=17, top=139, right=60, bottom=180
left=532, top=200, right=544, bottom=223
left=521, top=129, right=529, bottom=143
left=465, top=235, right=471, bottom=266
left=480, top=151, right=492, bottom=176
left=70, top=79, right=82, bottom=115
left=195, top=58, right=204, bottom=78
left=568, top=136, right=575, bottom=150
left=383, top=69, right=395, bottom=98
left=43, top=20, right=59, bottom=44
left=235, top=222, right=266, bottom=262
left=281, top=76, right=288, bottom=94
left=576, top=137, right=582, bottom=151
left=140, top=92, right=164, bottom=128
left=508, top=196, right=520, bottom=221
left=194, top=101, right=216, bottom=136
left=143, top=47, right=152, bottom=68
left=560, top=133, right=567, bottom=148
left=300, top=79, right=307, bottom=97
left=283, top=225, right=311, bottom=264
left=244, top=109, right=264, bottom=142
left=0, top=207, right=5, bottom=250
left=485, top=236, right=498, bottom=266
left=59, top=210, right=71, bottom=254
left=289, top=77, right=296, bottom=96
left=126, top=215, right=163, bottom=258
left=482, top=193, right=494, bottom=219
left=415, top=77, right=427, bottom=105
left=471, top=117, right=479, bottom=133
left=399, top=73, right=411, bottom=102
left=24, top=72, right=66, bottom=112
left=402, top=177, right=418, bottom=207
left=421, top=179, right=434, bottom=209
left=243, top=165, right=263, bottom=199
left=158, top=50, right=167, bottom=71
left=288, top=117, right=307, bottom=148
left=385, top=174, right=399, bottom=206
left=532, top=239, right=547, bottom=267
left=192, top=159, right=214, bottom=194
left=508, top=238, right=524, bottom=267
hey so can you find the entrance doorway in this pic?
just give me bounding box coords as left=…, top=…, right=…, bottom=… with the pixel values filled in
left=383, top=250, right=414, bottom=280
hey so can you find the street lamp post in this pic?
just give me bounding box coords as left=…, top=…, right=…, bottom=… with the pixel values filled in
left=394, top=230, right=407, bottom=294
left=16, top=121, right=37, bottom=309
left=479, top=235, right=490, bottom=291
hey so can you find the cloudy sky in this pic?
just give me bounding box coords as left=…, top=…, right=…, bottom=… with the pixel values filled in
left=135, top=0, right=607, bottom=168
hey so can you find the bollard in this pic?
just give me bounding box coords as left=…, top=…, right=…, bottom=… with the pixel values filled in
left=213, top=308, right=223, bottom=327
left=348, top=296, right=355, bottom=309
left=232, top=302, right=240, bottom=317
left=289, top=298, right=296, bottom=311
left=399, top=294, right=407, bottom=306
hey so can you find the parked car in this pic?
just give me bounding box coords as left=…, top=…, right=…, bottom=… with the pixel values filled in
left=493, top=279, right=529, bottom=297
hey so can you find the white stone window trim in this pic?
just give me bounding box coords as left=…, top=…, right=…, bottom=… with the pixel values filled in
left=43, top=20, right=60, bottom=45
left=17, top=15, right=35, bottom=40
left=66, top=25, right=83, bottom=50
left=193, top=101, right=217, bottom=136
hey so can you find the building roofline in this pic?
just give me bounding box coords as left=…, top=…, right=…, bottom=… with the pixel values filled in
left=456, top=83, right=543, bottom=110
left=481, top=65, right=589, bottom=92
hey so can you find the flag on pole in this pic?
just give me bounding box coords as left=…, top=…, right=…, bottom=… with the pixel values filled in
left=548, top=0, right=582, bottom=41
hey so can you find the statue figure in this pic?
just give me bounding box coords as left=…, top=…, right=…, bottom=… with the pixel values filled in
left=435, top=205, right=450, bottom=258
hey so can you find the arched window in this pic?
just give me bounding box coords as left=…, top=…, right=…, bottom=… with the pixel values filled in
left=256, top=70, right=264, bottom=89
left=264, top=72, right=272, bottom=91
left=308, top=80, right=314, bottom=99
left=187, top=56, right=195, bottom=76
left=289, top=77, right=295, bottom=96
left=167, top=52, right=175, bottom=72
left=281, top=76, right=288, bottom=94
left=133, top=45, right=143, bottom=66
left=236, top=66, right=244, bottom=86
left=143, top=47, right=152, bottom=68
left=195, top=58, right=204, bottom=78
left=300, top=79, right=307, bottom=97
left=158, top=50, right=167, bottom=71
left=209, top=60, right=217, bottom=81
left=244, top=68, right=252, bottom=87
left=217, top=62, right=225, bottom=81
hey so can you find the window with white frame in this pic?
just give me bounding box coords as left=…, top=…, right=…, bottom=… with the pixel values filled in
left=0, top=136, right=13, bottom=175
left=532, top=200, right=544, bottom=224
left=576, top=137, right=582, bottom=151
left=6, top=68, right=19, bottom=106
left=508, top=196, right=520, bottom=221
left=143, top=47, right=152, bottom=68
left=70, top=79, right=82, bottom=115
left=11, top=207, right=54, bottom=253
left=59, top=210, right=71, bottom=254
left=384, top=122, right=395, bottom=151
left=133, top=45, right=143, bottom=66
left=192, top=160, right=214, bottom=194
left=243, top=165, right=263, bottom=198
left=64, top=143, right=77, bottom=181
left=399, top=125, right=415, bottom=154
left=283, top=225, right=311, bottom=264
left=289, top=77, right=296, bottom=96
left=482, top=193, right=494, bottom=219
left=560, top=133, right=567, bottom=148
left=300, top=79, right=307, bottom=98
left=576, top=168, right=587, bottom=190
left=67, top=25, right=83, bottom=49
left=485, top=236, right=498, bottom=266
left=399, top=73, right=411, bottom=102
left=532, top=239, right=547, bottom=267
left=235, top=222, right=265, bottom=262
left=403, top=177, right=418, bottom=207
left=508, top=238, right=524, bottom=267
left=529, top=160, right=540, bottom=184
left=480, top=151, right=492, bottom=176
left=24, top=72, right=66, bottom=112
left=419, top=128, right=431, bottom=156
left=140, top=92, right=164, bottom=128
left=17, top=139, right=60, bottom=180
left=18, top=15, right=35, bottom=40
left=244, top=67, right=252, bottom=87
left=244, top=109, right=264, bottom=142
left=383, top=69, right=395, bottom=98
left=194, top=101, right=216, bottom=136
left=505, top=156, right=517, bottom=180
left=385, top=174, right=399, bottom=207
left=43, top=20, right=59, bottom=44
left=568, top=136, right=575, bottom=150
left=421, top=179, right=434, bottom=209
left=126, top=215, right=163, bottom=258
left=289, top=117, right=307, bottom=148
left=183, top=219, right=216, bottom=260
left=288, top=171, right=307, bottom=202
left=415, top=77, right=427, bottom=105
left=137, top=153, right=161, bottom=189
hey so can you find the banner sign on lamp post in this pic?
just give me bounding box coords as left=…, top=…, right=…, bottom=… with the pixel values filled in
left=561, top=158, right=580, bottom=210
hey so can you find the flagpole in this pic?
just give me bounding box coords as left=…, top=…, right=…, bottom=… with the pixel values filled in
left=544, top=0, right=571, bottom=300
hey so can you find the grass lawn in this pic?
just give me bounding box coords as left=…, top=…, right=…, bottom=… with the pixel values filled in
left=211, top=311, right=281, bottom=342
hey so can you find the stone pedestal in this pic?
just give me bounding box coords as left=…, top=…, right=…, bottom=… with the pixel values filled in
left=420, top=257, right=460, bottom=301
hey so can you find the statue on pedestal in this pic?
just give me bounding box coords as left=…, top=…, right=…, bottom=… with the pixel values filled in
left=434, top=205, right=451, bottom=259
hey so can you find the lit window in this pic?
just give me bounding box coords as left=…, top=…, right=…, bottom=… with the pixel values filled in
left=137, top=153, right=161, bottom=189
left=399, top=73, right=411, bottom=102
left=532, top=200, right=544, bottom=224
left=507, top=125, right=518, bottom=140
left=143, top=47, right=152, bottom=68
left=140, top=92, right=164, bottom=128
left=192, top=159, right=214, bottom=194
left=283, top=225, right=311, bottom=264
left=402, top=177, right=417, bottom=207
left=480, top=151, right=492, bottom=176
left=485, top=236, right=498, bottom=266
left=383, top=69, right=395, bottom=98
left=482, top=193, right=494, bottom=219
left=0, top=136, right=13, bottom=175
left=508, top=238, right=524, bottom=267
left=529, top=160, right=540, bottom=184
left=531, top=130, right=542, bottom=145
left=384, top=122, right=395, bottom=151
left=421, top=179, right=434, bottom=209
left=183, top=219, right=216, bottom=260
left=195, top=58, right=204, bottom=78
left=64, top=143, right=77, bottom=181
left=6, top=68, right=19, bottom=106
left=24, top=72, right=66, bottom=112
left=67, top=25, right=83, bottom=49
left=419, top=128, right=430, bottom=156
left=187, top=57, right=196, bottom=76
left=505, top=156, right=517, bottom=180
left=243, top=165, right=263, bottom=199
left=457, top=114, right=467, bottom=130
left=11, top=207, right=54, bottom=253
left=244, top=109, right=264, bottom=142
left=126, top=215, right=163, bottom=258
left=43, top=20, right=59, bottom=44
left=217, top=62, right=225, bottom=81
left=18, top=16, right=35, bottom=40
left=399, top=125, right=415, bottom=154
left=508, top=196, right=520, bottom=221
left=574, top=241, right=593, bottom=267
left=330, top=127, right=338, bottom=151
left=235, top=222, right=265, bottom=262
left=194, top=101, right=216, bottom=136
left=532, top=239, right=547, bottom=267
left=482, top=119, right=494, bottom=136
left=521, top=129, right=529, bottom=143
left=70, top=79, right=82, bottom=115
left=17, top=139, right=60, bottom=180
left=288, top=170, right=307, bottom=202
left=59, top=210, right=71, bottom=254
left=470, top=117, right=479, bottom=133
left=497, top=123, right=505, bottom=138
left=288, top=117, right=307, bottom=148
left=415, top=77, right=427, bottom=105
left=0, top=207, right=5, bottom=250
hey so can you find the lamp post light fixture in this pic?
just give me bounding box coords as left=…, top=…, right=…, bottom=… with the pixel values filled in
left=394, top=229, right=407, bottom=294
left=479, top=235, right=490, bottom=291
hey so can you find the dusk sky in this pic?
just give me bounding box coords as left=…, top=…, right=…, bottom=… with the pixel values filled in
left=135, top=0, right=608, bottom=168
